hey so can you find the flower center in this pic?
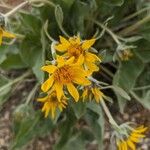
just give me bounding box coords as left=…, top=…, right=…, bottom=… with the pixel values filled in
left=54, top=65, right=74, bottom=84
left=68, top=44, right=83, bottom=58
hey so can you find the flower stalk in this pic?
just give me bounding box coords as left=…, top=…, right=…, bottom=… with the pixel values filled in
left=100, top=99, right=119, bottom=128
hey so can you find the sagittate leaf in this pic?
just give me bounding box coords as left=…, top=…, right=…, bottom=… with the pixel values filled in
left=113, top=56, right=144, bottom=112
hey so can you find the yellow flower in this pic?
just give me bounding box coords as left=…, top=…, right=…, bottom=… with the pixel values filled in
left=117, top=125, right=148, bottom=150
left=0, top=27, right=15, bottom=45
left=41, top=56, right=91, bottom=102
left=55, top=36, right=101, bottom=72
left=37, top=90, right=67, bottom=119
left=82, top=86, right=104, bottom=103
left=118, top=49, right=133, bottom=61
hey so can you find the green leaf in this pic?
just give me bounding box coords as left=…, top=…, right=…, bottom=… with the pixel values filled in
left=55, top=108, right=77, bottom=149
left=20, top=36, right=44, bottom=83
left=134, top=39, right=150, bottom=63
left=110, top=85, right=131, bottom=100
left=113, top=56, right=144, bottom=112
left=55, top=5, right=64, bottom=27
left=0, top=54, right=27, bottom=69
left=71, top=101, right=86, bottom=119
left=104, top=0, right=124, bottom=6
left=12, top=104, right=54, bottom=149
left=86, top=102, right=104, bottom=149
left=0, top=75, right=11, bottom=107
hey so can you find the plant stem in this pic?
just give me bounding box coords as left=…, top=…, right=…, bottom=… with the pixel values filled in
left=122, top=7, right=150, bottom=22
left=29, top=0, right=56, bottom=7
left=133, top=85, right=150, bottom=91
left=130, top=91, right=141, bottom=103
left=89, top=77, right=109, bottom=86
left=101, top=99, right=119, bottom=127
left=92, top=20, right=121, bottom=45
left=25, top=83, right=39, bottom=104
left=101, top=66, right=114, bottom=78
left=4, top=1, right=29, bottom=17
left=120, top=15, right=150, bottom=36
left=0, top=71, right=31, bottom=93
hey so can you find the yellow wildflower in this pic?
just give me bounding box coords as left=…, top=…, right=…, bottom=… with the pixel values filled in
left=55, top=36, right=101, bottom=72
left=37, top=90, right=67, bottom=119
left=0, top=27, right=15, bottom=45
left=82, top=86, right=104, bottom=103
left=117, top=125, right=148, bottom=150
left=41, top=56, right=91, bottom=102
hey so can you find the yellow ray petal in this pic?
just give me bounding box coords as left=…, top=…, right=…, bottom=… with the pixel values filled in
left=122, top=141, right=127, bottom=150
left=117, top=141, right=122, bottom=150
left=65, top=56, right=75, bottom=65
left=127, top=140, right=135, bottom=150
left=73, top=76, right=91, bottom=86
left=37, top=96, right=48, bottom=102
left=54, top=82, right=63, bottom=101
left=67, top=83, right=79, bottom=102
left=0, top=36, right=2, bottom=45
left=75, top=54, right=84, bottom=66
left=85, top=61, right=99, bottom=72
left=82, top=39, right=96, bottom=50
left=55, top=44, right=69, bottom=52
left=85, top=52, right=101, bottom=62
left=2, top=30, right=16, bottom=38
left=41, top=65, right=57, bottom=74
left=59, top=36, right=70, bottom=45
left=41, top=75, right=54, bottom=92
left=131, top=133, right=145, bottom=138
left=129, top=136, right=139, bottom=143
left=134, top=127, right=148, bottom=133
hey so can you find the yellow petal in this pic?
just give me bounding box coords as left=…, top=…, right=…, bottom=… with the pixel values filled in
left=117, top=141, right=122, bottom=150
left=57, top=56, right=65, bottom=67
left=59, top=36, right=70, bottom=45
left=73, top=76, right=91, bottom=86
left=55, top=44, right=68, bottom=52
left=75, top=54, right=84, bottom=66
left=66, top=56, right=75, bottom=65
left=85, top=61, right=99, bottom=72
left=2, top=30, right=16, bottom=38
left=69, top=36, right=80, bottom=45
left=67, top=83, right=79, bottom=102
left=82, top=88, right=88, bottom=101
left=37, top=96, right=48, bottom=102
left=82, top=39, right=96, bottom=50
left=122, top=141, right=127, bottom=150
left=131, top=133, right=145, bottom=138
left=54, top=82, right=63, bottom=101
left=134, top=126, right=148, bottom=133
left=41, top=75, right=54, bottom=92
left=127, top=140, right=135, bottom=150
left=129, top=136, right=139, bottom=143
left=85, top=52, right=101, bottom=62
left=41, top=65, right=57, bottom=74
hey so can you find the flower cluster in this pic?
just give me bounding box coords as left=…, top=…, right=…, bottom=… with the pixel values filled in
left=116, top=125, right=148, bottom=150
left=38, top=36, right=102, bottom=118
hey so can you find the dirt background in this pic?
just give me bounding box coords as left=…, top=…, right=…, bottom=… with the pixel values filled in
left=0, top=1, right=150, bottom=150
